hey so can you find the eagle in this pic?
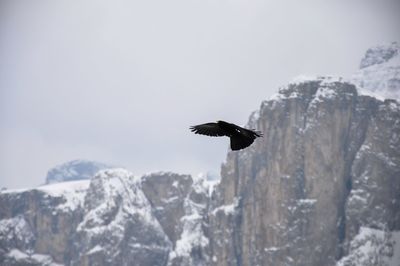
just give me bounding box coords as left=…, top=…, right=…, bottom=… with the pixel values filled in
left=190, top=120, right=263, bottom=151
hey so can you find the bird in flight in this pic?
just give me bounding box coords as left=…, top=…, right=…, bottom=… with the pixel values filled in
left=190, top=120, right=263, bottom=151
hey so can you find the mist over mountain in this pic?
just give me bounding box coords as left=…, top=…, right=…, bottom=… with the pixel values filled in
left=1, top=43, right=399, bottom=266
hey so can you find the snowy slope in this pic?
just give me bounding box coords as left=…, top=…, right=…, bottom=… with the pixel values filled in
left=1, top=179, right=90, bottom=212
left=337, top=227, right=400, bottom=266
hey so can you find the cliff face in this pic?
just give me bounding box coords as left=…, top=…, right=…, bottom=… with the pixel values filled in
left=141, top=172, right=209, bottom=266
left=1, top=43, right=399, bottom=266
left=208, top=43, right=400, bottom=266
left=209, top=77, right=400, bottom=266
left=71, top=169, right=171, bottom=266
left=0, top=171, right=209, bottom=266
left=0, top=181, right=89, bottom=265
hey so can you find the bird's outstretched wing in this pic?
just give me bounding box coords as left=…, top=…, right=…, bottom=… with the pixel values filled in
left=190, top=120, right=263, bottom=150
left=190, top=123, right=227, bottom=137
left=228, top=123, right=263, bottom=139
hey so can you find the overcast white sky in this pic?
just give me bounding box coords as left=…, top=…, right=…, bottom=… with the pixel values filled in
left=1, top=0, right=399, bottom=189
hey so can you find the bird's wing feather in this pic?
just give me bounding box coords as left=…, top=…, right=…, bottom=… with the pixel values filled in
left=190, top=123, right=227, bottom=137
left=229, top=123, right=263, bottom=138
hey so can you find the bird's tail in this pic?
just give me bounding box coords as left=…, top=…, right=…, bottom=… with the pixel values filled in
left=231, top=136, right=254, bottom=151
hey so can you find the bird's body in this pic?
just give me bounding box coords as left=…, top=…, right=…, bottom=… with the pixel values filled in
left=190, top=120, right=263, bottom=150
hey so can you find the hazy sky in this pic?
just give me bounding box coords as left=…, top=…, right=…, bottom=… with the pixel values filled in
left=1, top=0, right=399, bottom=189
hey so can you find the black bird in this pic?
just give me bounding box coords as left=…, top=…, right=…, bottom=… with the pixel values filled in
left=190, top=120, right=263, bottom=151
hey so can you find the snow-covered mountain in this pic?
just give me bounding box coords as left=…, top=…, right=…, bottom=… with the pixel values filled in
left=0, top=170, right=211, bottom=266
left=1, top=43, right=399, bottom=266
left=352, top=42, right=400, bottom=100
left=45, top=160, right=112, bottom=184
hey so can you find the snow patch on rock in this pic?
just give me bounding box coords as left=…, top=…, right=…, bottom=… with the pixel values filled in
left=5, top=249, right=63, bottom=266
left=37, top=180, right=90, bottom=211
left=212, top=197, right=239, bottom=215
left=337, top=227, right=400, bottom=266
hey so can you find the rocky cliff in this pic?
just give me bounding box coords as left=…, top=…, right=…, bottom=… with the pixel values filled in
left=1, top=43, right=399, bottom=266
left=210, top=77, right=400, bottom=266
left=0, top=170, right=210, bottom=266
left=208, top=42, right=400, bottom=266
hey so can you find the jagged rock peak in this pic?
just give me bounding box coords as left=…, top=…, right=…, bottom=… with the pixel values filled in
left=82, top=168, right=143, bottom=208
left=265, top=75, right=357, bottom=107
left=73, top=168, right=171, bottom=266
left=45, top=159, right=112, bottom=184
left=360, top=42, right=399, bottom=69
left=247, top=75, right=353, bottom=129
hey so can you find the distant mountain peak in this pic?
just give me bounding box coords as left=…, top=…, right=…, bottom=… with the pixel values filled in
left=359, top=42, right=399, bottom=69
left=279, top=43, right=400, bottom=101
left=45, top=159, right=112, bottom=184
left=352, top=42, right=400, bottom=100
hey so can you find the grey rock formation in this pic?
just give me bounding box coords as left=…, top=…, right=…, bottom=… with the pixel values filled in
left=141, top=172, right=209, bottom=266
left=0, top=180, right=89, bottom=266
left=209, top=77, right=400, bottom=266
left=0, top=170, right=210, bottom=266
left=71, top=169, right=171, bottom=266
